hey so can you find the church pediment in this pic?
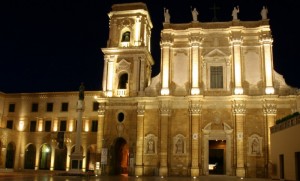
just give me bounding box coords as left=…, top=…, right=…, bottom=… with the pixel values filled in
left=203, top=49, right=228, bottom=60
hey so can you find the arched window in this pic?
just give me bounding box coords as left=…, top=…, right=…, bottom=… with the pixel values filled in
left=118, top=73, right=128, bottom=89
left=121, top=31, right=130, bottom=42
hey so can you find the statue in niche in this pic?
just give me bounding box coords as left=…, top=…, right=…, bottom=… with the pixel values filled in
left=147, top=138, right=155, bottom=154
left=251, top=138, right=260, bottom=154
left=175, top=138, right=184, bottom=154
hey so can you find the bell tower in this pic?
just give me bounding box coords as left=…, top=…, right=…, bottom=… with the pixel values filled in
left=101, top=2, right=154, bottom=97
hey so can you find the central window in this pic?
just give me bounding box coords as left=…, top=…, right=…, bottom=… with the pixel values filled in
left=210, top=66, right=223, bottom=89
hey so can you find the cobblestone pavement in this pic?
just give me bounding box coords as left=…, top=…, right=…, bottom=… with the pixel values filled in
left=0, top=171, right=273, bottom=181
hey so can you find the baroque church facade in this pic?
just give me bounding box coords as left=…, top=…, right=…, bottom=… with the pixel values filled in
left=0, top=2, right=299, bottom=178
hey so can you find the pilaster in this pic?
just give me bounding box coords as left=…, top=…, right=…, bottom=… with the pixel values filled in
left=232, top=100, right=246, bottom=177
left=135, top=102, right=145, bottom=176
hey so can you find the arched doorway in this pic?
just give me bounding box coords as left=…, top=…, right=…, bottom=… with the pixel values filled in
left=24, top=144, right=36, bottom=169
left=111, top=137, right=129, bottom=175
left=54, top=145, right=67, bottom=170
left=86, top=144, right=97, bottom=171
left=5, top=142, right=15, bottom=168
left=39, top=144, right=51, bottom=170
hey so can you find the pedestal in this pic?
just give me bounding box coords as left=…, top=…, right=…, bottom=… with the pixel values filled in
left=69, top=153, right=85, bottom=173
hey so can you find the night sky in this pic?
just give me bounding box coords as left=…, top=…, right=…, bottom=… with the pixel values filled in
left=0, top=0, right=299, bottom=93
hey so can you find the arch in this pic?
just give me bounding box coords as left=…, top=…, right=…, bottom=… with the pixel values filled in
left=39, top=144, right=51, bottom=170
left=121, top=31, right=130, bottom=42
left=86, top=144, right=97, bottom=171
left=5, top=142, right=15, bottom=168
left=118, top=73, right=128, bottom=89
left=110, top=137, right=129, bottom=175
left=54, top=145, right=67, bottom=170
left=24, top=144, right=36, bottom=169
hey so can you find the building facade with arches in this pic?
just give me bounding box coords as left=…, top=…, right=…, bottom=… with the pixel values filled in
left=0, top=2, right=299, bottom=178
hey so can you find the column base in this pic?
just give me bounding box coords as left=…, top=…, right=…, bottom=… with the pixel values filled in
left=236, top=167, right=245, bottom=177
left=135, top=165, right=143, bottom=176
left=190, top=167, right=199, bottom=177
left=159, top=166, right=168, bottom=176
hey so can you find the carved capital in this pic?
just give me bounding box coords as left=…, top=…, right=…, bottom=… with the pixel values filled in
left=232, top=101, right=246, bottom=115
left=189, top=103, right=201, bottom=115
left=137, top=103, right=145, bottom=116
left=263, top=103, right=277, bottom=115
left=98, top=104, right=106, bottom=116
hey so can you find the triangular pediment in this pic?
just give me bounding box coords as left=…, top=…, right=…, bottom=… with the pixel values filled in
left=204, top=49, right=228, bottom=58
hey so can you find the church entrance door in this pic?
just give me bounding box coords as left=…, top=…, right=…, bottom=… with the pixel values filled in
left=111, top=137, right=129, bottom=175
left=209, top=140, right=226, bottom=174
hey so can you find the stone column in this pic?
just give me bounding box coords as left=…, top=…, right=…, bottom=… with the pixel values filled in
left=189, top=101, right=201, bottom=176
left=135, top=103, right=145, bottom=176
left=159, top=100, right=171, bottom=176
left=232, top=100, right=246, bottom=177
left=263, top=100, right=277, bottom=177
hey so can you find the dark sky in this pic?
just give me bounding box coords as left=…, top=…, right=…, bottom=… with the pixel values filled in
left=0, top=0, right=299, bottom=93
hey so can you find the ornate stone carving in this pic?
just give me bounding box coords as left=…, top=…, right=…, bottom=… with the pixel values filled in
left=98, top=104, right=106, bottom=116
left=159, top=101, right=171, bottom=115
left=161, top=34, right=173, bottom=46
left=144, top=134, right=158, bottom=155
left=117, top=59, right=131, bottom=73
left=189, top=102, right=201, bottom=115
left=263, top=102, right=277, bottom=115
left=232, top=101, right=246, bottom=114
left=173, top=134, right=186, bottom=155
left=247, top=134, right=263, bottom=156
left=137, top=103, right=145, bottom=116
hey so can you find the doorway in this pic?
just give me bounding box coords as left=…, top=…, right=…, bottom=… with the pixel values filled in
left=209, top=140, right=226, bottom=174
left=111, top=137, right=129, bottom=175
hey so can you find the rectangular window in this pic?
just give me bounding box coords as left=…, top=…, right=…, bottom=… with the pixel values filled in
left=8, top=104, right=15, bottom=112
left=60, top=120, right=67, bottom=131
left=30, top=121, right=36, bottom=132
left=91, top=120, right=98, bottom=132
left=61, top=103, right=68, bottom=112
left=45, top=120, right=52, bottom=132
left=210, top=66, right=223, bottom=89
left=93, top=102, right=99, bottom=112
left=6, top=120, right=13, bottom=129
left=31, top=103, right=39, bottom=112
left=46, top=103, right=53, bottom=112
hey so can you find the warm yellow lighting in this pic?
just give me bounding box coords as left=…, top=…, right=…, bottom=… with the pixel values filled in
left=134, top=16, right=141, bottom=46
left=106, top=91, right=113, bottom=97
left=38, top=119, right=43, bottom=132
left=265, top=87, right=274, bottom=94
left=191, top=88, right=200, bottom=95
left=84, top=119, right=89, bottom=132
left=234, top=87, right=243, bottom=95
left=69, top=119, right=74, bottom=132
left=53, top=119, right=58, bottom=132
left=161, top=88, right=169, bottom=96
left=121, top=42, right=129, bottom=47
left=18, top=120, right=25, bottom=131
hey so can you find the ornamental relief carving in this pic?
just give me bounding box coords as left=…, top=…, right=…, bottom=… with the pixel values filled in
left=173, top=134, right=186, bottom=155
left=232, top=101, right=246, bottom=114
left=247, top=134, right=263, bottom=156
left=116, top=59, right=131, bottom=73
left=144, top=134, right=158, bottom=155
